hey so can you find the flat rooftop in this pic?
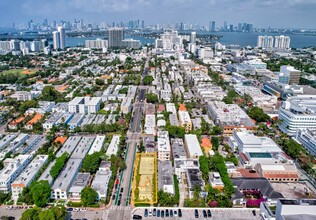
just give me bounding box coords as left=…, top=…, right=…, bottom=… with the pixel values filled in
left=158, top=161, right=174, bottom=190
left=52, top=158, right=83, bottom=191
left=56, top=136, right=82, bottom=158
left=69, top=172, right=90, bottom=193
left=88, top=135, right=105, bottom=155
left=71, top=136, right=95, bottom=159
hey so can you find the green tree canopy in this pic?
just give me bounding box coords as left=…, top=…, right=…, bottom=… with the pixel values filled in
left=146, top=93, right=158, bottom=104
left=19, top=100, right=39, bottom=112
left=50, top=152, right=69, bottom=180
left=143, top=75, right=154, bottom=85
left=81, top=152, right=101, bottom=174
left=41, top=86, right=61, bottom=101
left=21, top=207, right=41, bottom=220
left=38, top=207, right=67, bottom=220
left=81, top=187, right=98, bottom=207
left=30, top=180, right=51, bottom=207
left=246, top=106, right=269, bottom=123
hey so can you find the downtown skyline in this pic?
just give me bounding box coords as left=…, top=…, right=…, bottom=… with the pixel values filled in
left=1, top=0, right=316, bottom=29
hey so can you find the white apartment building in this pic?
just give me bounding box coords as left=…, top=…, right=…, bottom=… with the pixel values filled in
left=120, top=97, right=133, bottom=114
left=105, top=135, right=121, bottom=157
left=145, top=115, right=156, bottom=135
left=184, top=134, right=203, bottom=159
left=234, top=85, right=277, bottom=110
left=91, top=161, right=112, bottom=200
left=85, top=38, right=108, bottom=49
left=228, top=128, right=282, bottom=153
left=51, top=158, right=82, bottom=200
left=157, top=130, right=171, bottom=161
left=278, top=95, right=316, bottom=136
left=88, top=135, right=106, bottom=155
left=166, top=103, right=177, bottom=114
left=0, top=155, right=32, bottom=194
left=68, top=97, right=101, bottom=114
left=295, top=128, right=316, bottom=157
left=11, top=155, right=48, bottom=199
left=178, top=110, right=192, bottom=132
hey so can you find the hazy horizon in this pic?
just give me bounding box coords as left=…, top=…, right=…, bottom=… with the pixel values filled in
left=1, top=0, right=316, bottom=29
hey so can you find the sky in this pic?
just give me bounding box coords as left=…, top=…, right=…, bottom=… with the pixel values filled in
left=0, top=0, right=316, bottom=29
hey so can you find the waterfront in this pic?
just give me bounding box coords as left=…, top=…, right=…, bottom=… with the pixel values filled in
left=1, top=28, right=316, bottom=48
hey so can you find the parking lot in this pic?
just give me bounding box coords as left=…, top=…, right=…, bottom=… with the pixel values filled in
left=131, top=207, right=260, bottom=220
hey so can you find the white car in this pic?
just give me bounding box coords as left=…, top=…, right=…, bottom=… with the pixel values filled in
left=149, top=208, right=152, bottom=216
left=73, top=208, right=79, bottom=212
left=80, top=208, right=87, bottom=212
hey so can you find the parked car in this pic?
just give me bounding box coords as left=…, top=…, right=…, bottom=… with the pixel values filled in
left=157, top=210, right=161, bottom=217
left=195, top=209, right=199, bottom=218
left=178, top=209, right=182, bottom=217
left=203, top=210, right=207, bottom=218
left=144, top=209, right=148, bottom=217
left=207, top=210, right=212, bottom=217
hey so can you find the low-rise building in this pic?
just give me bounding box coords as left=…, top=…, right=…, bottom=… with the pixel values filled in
left=0, top=155, right=32, bottom=194
left=209, top=172, right=224, bottom=190
left=184, top=134, right=203, bottom=159
left=178, top=110, right=192, bottom=132
left=158, top=161, right=174, bottom=195
left=24, top=113, right=43, bottom=130
left=11, top=155, right=48, bottom=199
left=171, top=138, right=187, bottom=159
left=145, top=115, right=156, bottom=135
left=68, top=113, right=84, bottom=130
left=187, top=168, right=204, bottom=199
left=207, top=101, right=255, bottom=136
left=88, top=135, right=105, bottom=155
left=68, top=172, right=91, bottom=201
left=91, top=161, right=112, bottom=200
left=120, top=97, right=133, bottom=114
left=105, top=135, right=121, bottom=157
left=157, top=130, right=171, bottom=161
left=8, top=117, right=25, bottom=130
left=56, top=136, right=82, bottom=158
left=51, top=158, right=82, bottom=200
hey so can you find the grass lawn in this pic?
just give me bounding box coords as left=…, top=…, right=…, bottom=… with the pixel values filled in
left=1, top=68, right=38, bottom=75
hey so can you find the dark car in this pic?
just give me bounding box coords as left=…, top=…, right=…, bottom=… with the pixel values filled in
left=157, top=210, right=161, bottom=217
left=144, top=209, right=148, bottom=217
left=112, top=194, right=116, bottom=200
left=161, top=210, right=165, bottom=218
left=120, top=187, right=124, bottom=193
left=66, top=208, right=73, bottom=211
left=252, top=210, right=257, bottom=216
left=170, top=209, right=173, bottom=217
left=203, top=210, right=207, bottom=218
left=166, top=209, right=169, bottom=217
left=195, top=209, right=199, bottom=218
left=133, top=215, right=142, bottom=220
left=153, top=208, right=156, bottom=216
left=117, top=200, right=121, bottom=206
left=207, top=210, right=212, bottom=217
left=178, top=209, right=182, bottom=217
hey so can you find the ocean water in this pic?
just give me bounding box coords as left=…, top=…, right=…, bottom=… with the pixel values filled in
left=1, top=28, right=316, bottom=48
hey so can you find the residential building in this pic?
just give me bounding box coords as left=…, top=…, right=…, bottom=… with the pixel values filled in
left=187, top=168, right=204, bottom=199
left=0, top=155, right=32, bottom=194
left=145, top=115, right=156, bottom=135
left=105, top=135, right=121, bottom=157
left=157, top=130, right=171, bottom=161
left=88, top=135, right=105, bottom=155
left=11, top=155, right=48, bottom=199
left=68, top=97, right=102, bottom=114
left=85, top=38, right=108, bottom=49
left=68, top=173, right=90, bottom=201
left=120, top=97, right=133, bottom=114
left=171, top=138, right=187, bottom=159
left=0, top=134, right=17, bottom=152
left=24, top=113, right=43, bottom=130
left=71, top=136, right=95, bottom=159
left=56, top=136, right=82, bottom=158
left=8, top=117, right=25, bottom=130
left=207, top=101, right=255, bottom=136
left=178, top=110, right=192, bottom=132
left=91, top=161, right=112, bottom=200
left=68, top=113, right=84, bottom=130
left=209, top=172, right=224, bottom=190
left=108, top=28, right=124, bottom=48
left=51, top=158, right=82, bottom=200
left=278, top=95, right=316, bottom=136
left=184, top=134, right=203, bottom=159
left=42, top=112, right=64, bottom=130
left=158, top=161, right=174, bottom=195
